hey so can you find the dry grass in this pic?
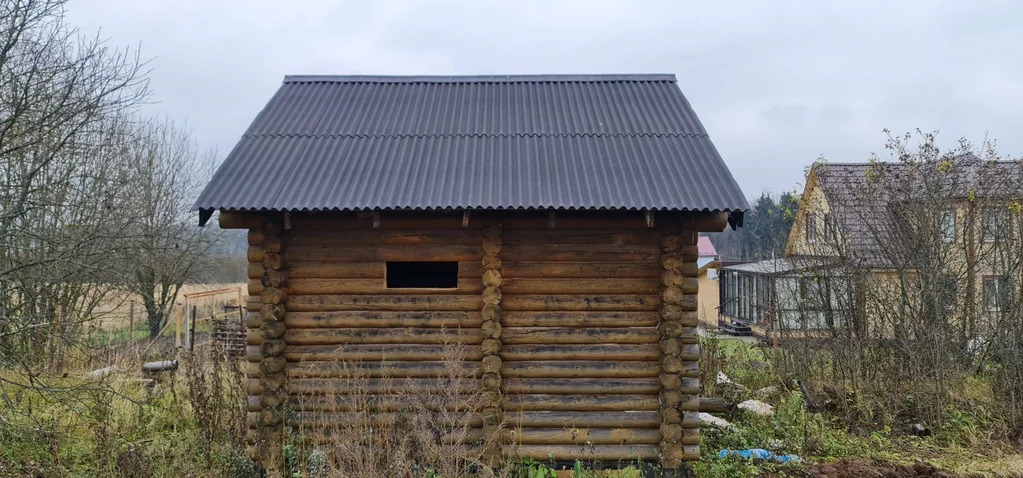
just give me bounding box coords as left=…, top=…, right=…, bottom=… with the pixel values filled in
left=0, top=342, right=256, bottom=477
left=92, top=282, right=247, bottom=331
left=288, top=342, right=497, bottom=477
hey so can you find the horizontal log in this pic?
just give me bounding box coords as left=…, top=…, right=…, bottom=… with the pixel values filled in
left=504, top=444, right=660, bottom=461
left=248, top=245, right=480, bottom=263
left=287, top=295, right=483, bottom=312
left=267, top=261, right=481, bottom=280
left=503, top=378, right=661, bottom=395
left=501, top=295, right=660, bottom=311
left=250, top=278, right=483, bottom=296
left=219, top=211, right=262, bottom=229
left=502, top=278, right=660, bottom=295
left=500, top=344, right=660, bottom=361
left=286, top=378, right=476, bottom=395
left=283, top=360, right=480, bottom=378
left=247, top=262, right=263, bottom=279
left=287, top=395, right=485, bottom=412
left=501, top=262, right=660, bottom=279
left=301, top=430, right=484, bottom=445
left=276, top=412, right=484, bottom=428
left=501, top=311, right=658, bottom=328
left=284, top=328, right=484, bottom=345
left=680, top=211, right=729, bottom=232
left=502, top=327, right=659, bottom=345
left=505, top=411, right=660, bottom=428
left=286, top=311, right=483, bottom=329
left=699, top=397, right=732, bottom=413
left=288, top=214, right=474, bottom=230
left=501, top=229, right=661, bottom=245
left=501, top=361, right=660, bottom=378
left=246, top=344, right=485, bottom=362
left=501, top=246, right=658, bottom=263
left=501, top=212, right=650, bottom=230
left=247, top=280, right=262, bottom=296
left=250, top=261, right=381, bottom=279
left=250, top=229, right=484, bottom=246
left=506, top=243, right=660, bottom=254
left=504, top=394, right=658, bottom=412
left=504, top=428, right=660, bottom=445
left=141, top=360, right=178, bottom=373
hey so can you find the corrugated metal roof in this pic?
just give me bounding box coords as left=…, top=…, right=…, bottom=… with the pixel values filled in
left=723, top=257, right=834, bottom=275
left=195, top=74, right=748, bottom=217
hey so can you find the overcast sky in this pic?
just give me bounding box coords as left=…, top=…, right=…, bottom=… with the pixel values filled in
left=67, top=0, right=1023, bottom=198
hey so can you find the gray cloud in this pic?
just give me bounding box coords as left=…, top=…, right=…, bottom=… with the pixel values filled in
left=66, top=0, right=1023, bottom=197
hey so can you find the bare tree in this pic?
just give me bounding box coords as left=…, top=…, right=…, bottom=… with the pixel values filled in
left=119, top=118, right=218, bottom=338
left=0, top=0, right=148, bottom=369
left=776, top=131, right=1023, bottom=434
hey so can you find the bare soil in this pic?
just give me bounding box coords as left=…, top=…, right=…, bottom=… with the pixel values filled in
left=803, top=459, right=991, bottom=478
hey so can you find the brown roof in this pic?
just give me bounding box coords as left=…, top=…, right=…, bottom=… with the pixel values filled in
left=812, top=156, right=1023, bottom=268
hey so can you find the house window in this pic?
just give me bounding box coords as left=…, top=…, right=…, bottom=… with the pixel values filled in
left=824, top=213, right=837, bottom=242
left=982, top=208, right=1007, bottom=242
left=940, top=210, right=955, bottom=243
left=754, top=276, right=765, bottom=322
left=728, top=271, right=738, bottom=316
left=983, top=276, right=1006, bottom=312
left=739, top=275, right=749, bottom=319
left=806, top=213, right=817, bottom=243
left=800, top=277, right=821, bottom=306
left=386, top=262, right=458, bottom=288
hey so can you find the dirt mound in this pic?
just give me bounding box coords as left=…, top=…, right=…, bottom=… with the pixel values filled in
left=807, top=459, right=983, bottom=478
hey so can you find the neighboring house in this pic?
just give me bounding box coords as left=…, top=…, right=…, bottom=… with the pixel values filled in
left=718, top=257, right=850, bottom=338
left=696, top=236, right=721, bottom=328
left=195, top=74, right=748, bottom=468
left=720, top=157, right=1022, bottom=340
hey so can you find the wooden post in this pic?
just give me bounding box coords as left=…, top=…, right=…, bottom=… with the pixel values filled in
left=189, top=305, right=197, bottom=351
left=237, top=288, right=246, bottom=337
left=175, top=304, right=183, bottom=347
left=128, top=301, right=135, bottom=343
left=658, top=228, right=701, bottom=468
left=480, top=223, right=504, bottom=467
left=256, top=215, right=288, bottom=471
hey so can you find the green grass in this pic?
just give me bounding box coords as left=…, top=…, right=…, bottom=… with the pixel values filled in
left=0, top=367, right=254, bottom=477
left=694, top=336, right=1023, bottom=476
left=3, top=335, right=1021, bottom=477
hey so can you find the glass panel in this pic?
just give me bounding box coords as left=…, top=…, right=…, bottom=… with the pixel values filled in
left=940, top=210, right=955, bottom=242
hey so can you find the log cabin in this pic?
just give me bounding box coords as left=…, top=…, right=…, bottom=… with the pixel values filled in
left=194, top=74, right=747, bottom=472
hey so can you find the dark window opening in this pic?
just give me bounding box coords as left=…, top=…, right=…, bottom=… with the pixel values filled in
left=386, top=262, right=458, bottom=288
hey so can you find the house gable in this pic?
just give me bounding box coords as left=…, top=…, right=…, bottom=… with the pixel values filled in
left=786, top=164, right=842, bottom=257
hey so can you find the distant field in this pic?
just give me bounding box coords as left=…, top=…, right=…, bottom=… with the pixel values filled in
left=94, top=282, right=248, bottom=331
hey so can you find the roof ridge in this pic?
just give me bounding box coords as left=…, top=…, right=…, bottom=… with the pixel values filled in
left=282, top=74, right=677, bottom=84
left=215, top=205, right=734, bottom=213
left=240, top=132, right=711, bottom=139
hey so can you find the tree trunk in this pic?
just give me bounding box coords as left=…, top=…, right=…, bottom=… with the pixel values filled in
left=146, top=300, right=164, bottom=338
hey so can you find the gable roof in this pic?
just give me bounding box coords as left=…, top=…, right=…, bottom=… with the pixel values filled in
left=806, top=157, right=1023, bottom=268
left=195, top=74, right=747, bottom=221
left=812, top=163, right=901, bottom=267
left=697, top=236, right=717, bottom=257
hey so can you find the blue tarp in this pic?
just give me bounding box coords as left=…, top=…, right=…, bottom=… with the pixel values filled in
left=719, top=449, right=802, bottom=463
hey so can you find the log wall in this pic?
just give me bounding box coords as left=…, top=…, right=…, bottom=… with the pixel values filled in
left=231, top=211, right=710, bottom=469
left=499, top=223, right=694, bottom=463
left=243, top=217, right=487, bottom=461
